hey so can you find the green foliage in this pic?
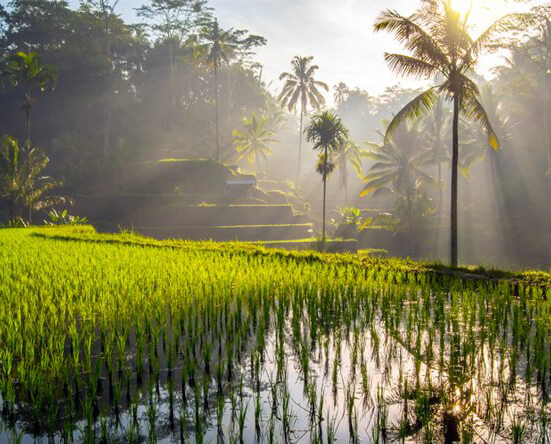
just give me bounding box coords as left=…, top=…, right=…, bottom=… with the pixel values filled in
left=1, top=51, right=56, bottom=148
left=0, top=135, right=60, bottom=222
left=44, top=209, right=88, bottom=226
left=232, top=112, right=278, bottom=168
left=332, top=207, right=368, bottom=239
left=305, top=111, right=349, bottom=156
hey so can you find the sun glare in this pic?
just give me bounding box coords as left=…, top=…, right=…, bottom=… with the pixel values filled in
left=450, top=0, right=474, bottom=19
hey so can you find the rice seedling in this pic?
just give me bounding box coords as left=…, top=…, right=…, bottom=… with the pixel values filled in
left=1, top=227, right=551, bottom=442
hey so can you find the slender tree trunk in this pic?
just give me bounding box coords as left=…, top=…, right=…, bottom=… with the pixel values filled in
left=438, top=161, right=443, bottom=212
left=344, top=183, right=348, bottom=207
left=169, top=41, right=177, bottom=111
left=297, top=108, right=304, bottom=186
left=451, top=94, right=460, bottom=267
left=322, top=146, right=328, bottom=247
left=103, top=100, right=112, bottom=161
left=25, top=87, right=31, bottom=151
left=214, top=63, right=220, bottom=161
left=544, top=73, right=551, bottom=204
left=8, top=197, right=15, bottom=222
left=25, top=86, right=32, bottom=224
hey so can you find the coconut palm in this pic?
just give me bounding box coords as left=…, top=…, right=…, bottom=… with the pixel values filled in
left=200, top=19, right=239, bottom=161
left=334, top=82, right=350, bottom=106
left=305, top=111, right=349, bottom=245
left=362, top=124, right=434, bottom=225
left=2, top=51, right=56, bottom=150
left=278, top=56, right=328, bottom=184
left=374, top=0, right=526, bottom=266
left=0, top=135, right=59, bottom=222
left=335, top=140, right=364, bottom=206
left=233, top=112, right=278, bottom=172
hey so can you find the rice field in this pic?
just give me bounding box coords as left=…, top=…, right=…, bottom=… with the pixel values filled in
left=1, top=227, right=551, bottom=443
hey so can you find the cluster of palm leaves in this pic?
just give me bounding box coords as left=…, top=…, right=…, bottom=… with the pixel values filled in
left=232, top=112, right=278, bottom=172
left=0, top=136, right=60, bottom=223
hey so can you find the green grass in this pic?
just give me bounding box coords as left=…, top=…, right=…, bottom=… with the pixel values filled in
left=1, top=226, right=551, bottom=441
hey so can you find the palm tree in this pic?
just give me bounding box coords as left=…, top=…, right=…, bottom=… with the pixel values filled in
left=200, top=19, right=239, bottom=161
left=334, top=82, right=350, bottom=106
left=0, top=135, right=59, bottom=222
left=374, top=0, right=525, bottom=266
left=2, top=51, right=56, bottom=150
left=233, top=112, right=278, bottom=172
left=362, top=124, right=434, bottom=224
left=335, top=140, right=364, bottom=206
left=279, top=56, right=328, bottom=184
left=305, top=111, right=349, bottom=245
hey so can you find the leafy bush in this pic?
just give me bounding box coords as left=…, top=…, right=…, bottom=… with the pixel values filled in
left=44, top=209, right=88, bottom=226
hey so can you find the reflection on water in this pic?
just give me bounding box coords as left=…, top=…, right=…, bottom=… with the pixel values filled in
left=1, top=279, right=551, bottom=443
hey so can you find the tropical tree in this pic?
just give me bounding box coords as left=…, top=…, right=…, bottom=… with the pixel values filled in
left=333, top=82, right=350, bottom=106
left=200, top=19, right=238, bottom=160
left=0, top=135, right=59, bottom=222
left=200, top=19, right=266, bottom=161
left=305, top=111, right=349, bottom=245
left=374, top=0, right=526, bottom=266
left=279, top=56, right=328, bottom=184
left=1, top=51, right=56, bottom=150
left=137, top=0, right=209, bottom=111
left=335, top=140, right=364, bottom=206
left=233, top=112, right=278, bottom=172
left=362, top=124, right=434, bottom=226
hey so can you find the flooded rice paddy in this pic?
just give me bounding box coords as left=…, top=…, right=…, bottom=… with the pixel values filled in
left=0, top=229, right=550, bottom=443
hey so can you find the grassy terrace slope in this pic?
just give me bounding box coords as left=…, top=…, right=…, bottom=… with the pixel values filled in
left=0, top=227, right=550, bottom=441
left=26, top=226, right=551, bottom=288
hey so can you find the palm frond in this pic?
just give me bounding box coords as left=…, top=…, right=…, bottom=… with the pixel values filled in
left=384, top=88, right=438, bottom=145
left=384, top=53, right=439, bottom=79
left=462, top=91, right=500, bottom=150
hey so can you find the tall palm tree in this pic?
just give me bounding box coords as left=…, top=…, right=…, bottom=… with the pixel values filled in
left=305, top=111, right=349, bottom=245
left=335, top=140, right=364, bottom=206
left=279, top=56, right=328, bottom=184
left=374, top=0, right=525, bottom=266
left=2, top=51, right=56, bottom=150
left=200, top=19, right=239, bottom=161
left=233, top=112, right=278, bottom=172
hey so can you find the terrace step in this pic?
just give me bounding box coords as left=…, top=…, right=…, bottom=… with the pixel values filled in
left=132, top=224, right=315, bottom=242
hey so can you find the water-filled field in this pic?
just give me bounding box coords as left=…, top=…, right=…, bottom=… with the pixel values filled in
left=0, top=227, right=550, bottom=443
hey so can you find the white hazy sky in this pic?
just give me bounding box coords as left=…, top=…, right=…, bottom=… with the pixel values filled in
left=12, top=0, right=539, bottom=99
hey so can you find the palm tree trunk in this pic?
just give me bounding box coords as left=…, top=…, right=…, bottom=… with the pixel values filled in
left=214, top=63, right=220, bottom=161
left=451, top=94, right=460, bottom=267
left=344, top=183, right=348, bottom=207
left=322, top=146, right=328, bottom=246
left=25, top=87, right=31, bottom=151
left=544, top=73, right=551, bottom=204
left=8, top=196, right=15, bottom=222
left=297, top=109, right=304, bottom=186
left=103, top=100, right=112, bottom=162
left=438, top=161, right=443, bottom=212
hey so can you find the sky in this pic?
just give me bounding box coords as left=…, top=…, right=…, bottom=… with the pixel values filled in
left=8, top=0, right=538, bottom=100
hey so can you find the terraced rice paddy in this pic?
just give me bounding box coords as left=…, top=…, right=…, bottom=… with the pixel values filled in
left=1, top=227, right=551, bottom=443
